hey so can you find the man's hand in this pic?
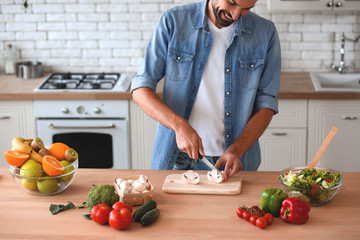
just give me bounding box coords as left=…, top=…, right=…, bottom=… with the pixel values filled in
left=214, top=150, right=243, bottom=180
left=174, top=120, right=204, bottom=160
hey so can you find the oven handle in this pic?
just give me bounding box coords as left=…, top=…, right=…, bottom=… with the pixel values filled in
left=48, top=123, right=116, bottom=129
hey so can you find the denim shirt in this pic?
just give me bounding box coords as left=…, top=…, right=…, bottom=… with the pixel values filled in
left=131, top=0, right=281, bottom=171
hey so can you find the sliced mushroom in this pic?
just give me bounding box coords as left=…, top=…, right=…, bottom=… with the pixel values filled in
left=181, top=170, right=200, bottom=184
left=207, top=169, right=225, bottom=183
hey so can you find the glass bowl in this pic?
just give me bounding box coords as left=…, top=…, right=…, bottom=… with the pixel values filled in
left=9, top=159, right=78, bottom=196
left=278, top=166, right=343, bottom=206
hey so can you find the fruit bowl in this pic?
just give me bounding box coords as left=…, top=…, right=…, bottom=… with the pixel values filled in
left=9, top=159, right=78, bottom=196
left=278, top=166, right=343, bottom=206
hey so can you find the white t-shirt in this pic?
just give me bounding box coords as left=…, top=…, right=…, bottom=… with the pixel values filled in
left=188, top=19, right=235, bottom=156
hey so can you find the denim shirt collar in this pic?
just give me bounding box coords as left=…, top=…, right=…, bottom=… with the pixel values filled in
left=193, top=0, right=252, bottom=36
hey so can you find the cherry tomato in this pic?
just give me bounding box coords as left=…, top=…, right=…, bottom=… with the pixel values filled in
left=249, top=215, right=258, bottom=225
left=242, top=211, right=251, bottom=221
left=109, top=208, right=132, bottom=230
left=256, top=217, right=268, bottom=229
left=236, top=207, right=244, bottom=218
left=90, top=203, right=111, bottom=225
left=112, top=202, right=133, bottom=213
left=264, top=213, right=274, bottom=225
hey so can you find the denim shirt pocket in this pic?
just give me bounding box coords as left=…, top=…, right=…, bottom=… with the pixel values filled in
left=166, top=48, right=194, bottom=81
left=237, top=58, right=265, bottom=89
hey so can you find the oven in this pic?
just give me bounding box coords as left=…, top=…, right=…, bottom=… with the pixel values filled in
left=33, top=73, right=133, bottom=169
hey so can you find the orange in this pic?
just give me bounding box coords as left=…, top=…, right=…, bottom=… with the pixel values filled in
left=4, top=150, right=30, bottom=167
left=42, top=155, right=65, bottom=176
left=48, top=142, right=69, bottom=160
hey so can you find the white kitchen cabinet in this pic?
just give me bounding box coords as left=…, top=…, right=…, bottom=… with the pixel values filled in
left=308, top=100, right=360, bottom=172
left=259, top=100, right=308, bottom=171
left=0, top=101, right=35, bottom=167
left=129, top=101, right=157, bottom=169
left=267, top=0, right=360, bottom=12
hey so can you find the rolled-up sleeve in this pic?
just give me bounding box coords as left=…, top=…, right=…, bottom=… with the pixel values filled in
left=130, top=12, right=171, bottom=94
left=253, top=23, right=281, bottom=115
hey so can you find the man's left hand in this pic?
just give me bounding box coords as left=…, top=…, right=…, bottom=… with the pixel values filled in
left=214, top=150, right=243, bottom=180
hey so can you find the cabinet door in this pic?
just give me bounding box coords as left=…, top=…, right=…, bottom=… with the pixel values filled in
left=0, top=101, right=35, bottom=167
left=308, top=100, right=360, bottom=172
left=259, top=129, right=307, bottom=171
left=267, top=0, right=329, bottom=12
left=267, top=0, right=360, bottom=12
left=129, top=101, right=157, bottom=169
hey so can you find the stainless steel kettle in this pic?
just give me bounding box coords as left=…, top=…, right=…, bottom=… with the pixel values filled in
left=16, top=61, right=42, bottom=79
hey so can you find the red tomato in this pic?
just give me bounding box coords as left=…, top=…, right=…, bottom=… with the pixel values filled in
left=90, top=203, right=111, bottom=225
left=236, top=207, right=243, bottom=218
left=249, top=215, right=258, bottom=225
left=242, top=211, right=251, bottom=221
left=109, top=208, right=132, bottom=230
left=112, top=202, right=133, bottom=213
left=264, top=213, right=274, bottom=225
left=256, top=217, right=268, bottom=229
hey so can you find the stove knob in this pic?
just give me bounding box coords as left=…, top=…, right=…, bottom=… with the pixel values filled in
left=61, top=107, right=69, bottom=114
left=93, top=107, right=101, bottom=114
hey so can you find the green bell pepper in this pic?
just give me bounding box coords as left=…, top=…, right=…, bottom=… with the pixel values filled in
left=261, top=188, right=288, bottom=217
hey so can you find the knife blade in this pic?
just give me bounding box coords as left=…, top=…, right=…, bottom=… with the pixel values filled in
left=199, top=155, right=217, bottom=171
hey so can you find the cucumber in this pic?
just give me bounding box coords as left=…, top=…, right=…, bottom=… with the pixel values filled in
left=140, top=208, right=160, bottom=226
left=133, top=200, right=157, bottom=222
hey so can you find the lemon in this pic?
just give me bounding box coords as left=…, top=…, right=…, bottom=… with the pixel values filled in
left=37, top=178, right=58, bottom=194
left=58, top=160, right=75, bottom=182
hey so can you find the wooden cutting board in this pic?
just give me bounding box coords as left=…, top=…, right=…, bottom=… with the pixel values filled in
left=162, top=173, right=242, bottom=195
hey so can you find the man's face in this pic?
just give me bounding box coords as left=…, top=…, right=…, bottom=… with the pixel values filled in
left=208, top=0, right=257, bottom=28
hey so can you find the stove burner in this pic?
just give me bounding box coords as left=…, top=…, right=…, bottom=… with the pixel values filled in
left=38, top=73, right=121, bottom=90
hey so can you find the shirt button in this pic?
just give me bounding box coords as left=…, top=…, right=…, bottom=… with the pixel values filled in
left=173, top=151, right=177, bottom=154
left=187, top=106, right=191, bottom=110
left=200, top=65, right=203, bottom=69
left=206, top=43, right=210, bottom=47
left=226, top=134, right=230, bottom=138
left=226, top=112, right=230, bottom=116
left=251, top=64, right=254, bottom=68
left=226, top=69, right=230, bottom=72
left=177, top=56, right=181, bottom=60
left=226, top=91, right=230, bottom=95
left=192, top=87, right=196, bottom=91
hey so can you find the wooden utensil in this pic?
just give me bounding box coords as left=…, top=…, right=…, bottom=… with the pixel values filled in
left=307, top=126, right=338, bottom=169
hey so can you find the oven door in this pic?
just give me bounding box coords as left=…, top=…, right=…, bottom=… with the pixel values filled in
left=36, top=119, right=130, bottom=169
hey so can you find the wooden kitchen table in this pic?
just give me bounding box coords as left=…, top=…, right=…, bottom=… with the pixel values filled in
left=0, top=168, right=359, bottom=240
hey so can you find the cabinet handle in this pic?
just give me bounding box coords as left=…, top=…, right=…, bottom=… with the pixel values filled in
left=326, top=2, right=333, bottom=7
left=335, top=2, right=342, bottom=7
left=342, top=115, right=357, bottom=120
left=0, top=116, right=10, bottom=120
left=271, top=132, right=287, bottom=136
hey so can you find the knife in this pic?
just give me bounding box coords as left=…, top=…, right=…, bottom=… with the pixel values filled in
left=199, top=155, right=217, bottom=171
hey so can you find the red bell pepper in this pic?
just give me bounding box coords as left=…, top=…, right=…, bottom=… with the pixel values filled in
left=280, top=197, right=311, bottom=224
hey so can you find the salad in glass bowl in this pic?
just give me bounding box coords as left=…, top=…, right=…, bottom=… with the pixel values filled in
left=278, top=166, right=343, bottom=206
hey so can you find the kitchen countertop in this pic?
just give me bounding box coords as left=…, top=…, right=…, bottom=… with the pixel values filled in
left=0, top=167, right=359, bottom=239
left=1, top=72, right=360, bottom=100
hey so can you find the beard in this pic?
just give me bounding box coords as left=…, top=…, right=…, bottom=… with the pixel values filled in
left=211, top=3, right=234, bottom=27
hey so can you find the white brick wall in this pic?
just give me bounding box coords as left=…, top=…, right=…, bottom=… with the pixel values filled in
left=0, top=0, right=359, bottom=73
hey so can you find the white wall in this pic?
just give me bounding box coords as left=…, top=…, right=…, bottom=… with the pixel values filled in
left=0, top=0, right=359, bottom=73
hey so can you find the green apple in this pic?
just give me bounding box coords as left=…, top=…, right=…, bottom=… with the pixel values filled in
left=20, top=159, right=43, bottom=178
left=21, top=179, right=37, bottom=190
left=37, top=178, right=58, bottom=194
left=58, top=160, right=75, bottom=182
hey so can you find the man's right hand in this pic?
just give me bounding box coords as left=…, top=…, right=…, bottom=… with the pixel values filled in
left=174, top=119, right=204, bottom=160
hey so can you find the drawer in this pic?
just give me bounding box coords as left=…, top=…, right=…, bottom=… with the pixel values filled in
left=268, top=100, right=307, bottom=128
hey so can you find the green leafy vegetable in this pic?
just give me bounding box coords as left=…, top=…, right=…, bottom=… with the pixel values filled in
left=49, top=201, right=87, bottom=215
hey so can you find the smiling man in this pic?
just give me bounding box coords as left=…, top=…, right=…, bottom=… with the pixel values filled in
left=131, top=0, right=281, bottom=180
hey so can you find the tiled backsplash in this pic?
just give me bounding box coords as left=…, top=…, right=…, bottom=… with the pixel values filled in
left=0, top=0, right=359, bottom=73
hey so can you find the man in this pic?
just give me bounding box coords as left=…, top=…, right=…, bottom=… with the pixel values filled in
left=131, top=0, right=281, bottom=180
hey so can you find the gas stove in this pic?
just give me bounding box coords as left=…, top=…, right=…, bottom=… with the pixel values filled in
left=34, top=72, right=133, bottom=92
